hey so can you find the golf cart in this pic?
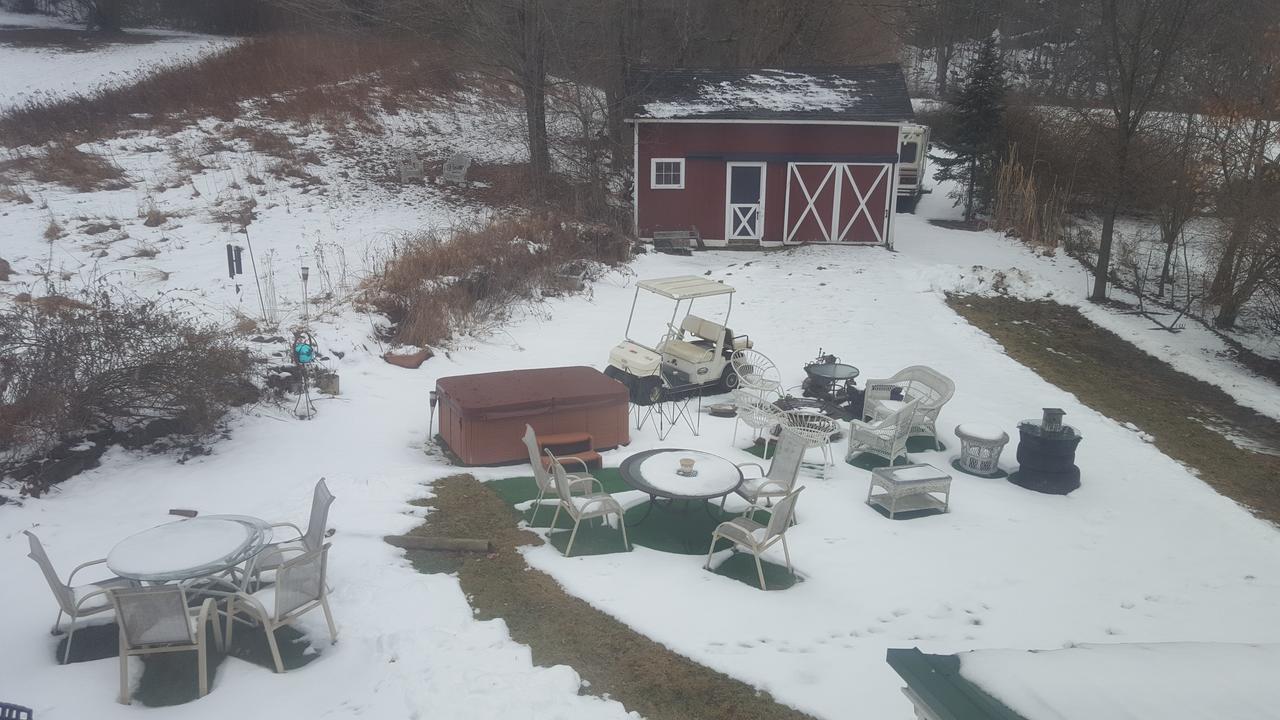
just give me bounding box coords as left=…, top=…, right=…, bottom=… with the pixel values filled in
left=604, top=276, right=752, bottom=405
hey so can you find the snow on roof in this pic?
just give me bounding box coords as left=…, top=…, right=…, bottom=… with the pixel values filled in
left=628, top=65, right=914, bottom=122
left=637, top=275, right=735, bottom=300
left=959, top=643, right=1280, bottom=720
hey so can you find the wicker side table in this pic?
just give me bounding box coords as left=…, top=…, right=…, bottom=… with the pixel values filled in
left=867, top=463, right=952, bottom=519
left=953, top=423, right=1010, bottom=477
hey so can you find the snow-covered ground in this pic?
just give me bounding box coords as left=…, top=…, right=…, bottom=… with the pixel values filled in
left=0, top=10, right=236, bottom=111
left=3, top=44, right=1280, bottom=717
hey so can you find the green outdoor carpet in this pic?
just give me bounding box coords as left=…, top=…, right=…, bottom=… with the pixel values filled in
left=490, top=472, right=800, bottom=591
left=56, top=611, right=319, bottom=707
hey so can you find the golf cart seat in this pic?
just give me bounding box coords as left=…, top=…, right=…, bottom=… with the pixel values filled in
left=659, top=315, right=722, bottom=363
left=661, top=338, right=715, bottom=363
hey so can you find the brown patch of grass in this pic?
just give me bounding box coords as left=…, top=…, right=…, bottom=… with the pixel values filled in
left=404, top=475, right=816, bottom=720
left=43, top=217, right=63, bottom=240
left=364, top=213, right=630, bottom=347
left=1, top=143, right=128, bottom=191
left=0, top=182, right=33, bottom=203
left=0, top=26, right=173, bottom=51
left=225, top=124, right=295, bottom=158
left=0, top=34, right=460, bottom=148
left=948, top=295, right=1280, bottom=524
left=140, top=204, right=168, bottom=227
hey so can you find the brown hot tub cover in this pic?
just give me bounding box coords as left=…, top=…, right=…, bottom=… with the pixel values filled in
left=436, top=366, right=630, bottom=466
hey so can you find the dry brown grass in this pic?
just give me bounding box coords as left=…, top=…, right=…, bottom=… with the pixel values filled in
left=1, top=143, right=128, bottom=191
left=0, top=33, right=460, bottom=149
left=224, top=124, right=295, bottom=158
left=365, top=213, right=631, bottom=347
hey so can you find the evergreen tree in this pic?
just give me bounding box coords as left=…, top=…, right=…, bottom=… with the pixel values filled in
left=930, top=33, right=1007, bottom=221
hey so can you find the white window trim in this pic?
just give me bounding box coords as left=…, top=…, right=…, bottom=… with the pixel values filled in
left=650, top=158, right=685, bottom=189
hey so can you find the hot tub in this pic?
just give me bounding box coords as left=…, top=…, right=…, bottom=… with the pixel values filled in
left=435, top=366, right=630, bottom=466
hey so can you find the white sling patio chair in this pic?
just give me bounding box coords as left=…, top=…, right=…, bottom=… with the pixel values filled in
left=847, top=399, right=919, bottom=467
left=732, top=389, right=785, bottom=457
left=731, top=428, right=804, bottom=519
left=109, top=585, right=223, bottom=704
left=523, top=425, right=594, bottom=524
left=252, top=478, right=334, bottom=588
left=705, top=487, right=804, bottom=591
left=226, top=544, right=337, bottom=673
left=24, top=530, right=135, bottom=664
left=548, top=455, right=629, bottom=557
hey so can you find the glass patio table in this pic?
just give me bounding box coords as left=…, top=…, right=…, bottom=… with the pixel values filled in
left=107, top=514, right=273, bottom=586
left=619, top=449, right=743, bottom=526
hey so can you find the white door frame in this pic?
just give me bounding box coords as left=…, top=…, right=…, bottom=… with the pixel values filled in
left=724, top=161, right=767, bottom=241
left=783, top=161, right=893, bottom=244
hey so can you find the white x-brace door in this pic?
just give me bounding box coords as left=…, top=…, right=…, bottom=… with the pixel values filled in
left=784, top=162, right=892, bottom=244
left=725, top=162, right=766, bottom=241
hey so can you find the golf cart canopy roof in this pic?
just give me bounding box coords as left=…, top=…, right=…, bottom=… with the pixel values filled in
left=637, top=276, right=735, bottom=300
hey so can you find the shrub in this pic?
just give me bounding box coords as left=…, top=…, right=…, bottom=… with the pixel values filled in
left=0, top=283, right=257, bottom=473
left=0, top=142, right=128, bottom=191
left=365, top=212, right=631, bottom=347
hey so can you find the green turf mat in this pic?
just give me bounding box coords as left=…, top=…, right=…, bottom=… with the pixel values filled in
left=707, top=549, right=801, bottom=591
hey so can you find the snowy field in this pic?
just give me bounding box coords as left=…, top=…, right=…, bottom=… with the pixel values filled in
left=0, top=10, right=236, bottom=111
left=3, top=38, right=1280, bottom=716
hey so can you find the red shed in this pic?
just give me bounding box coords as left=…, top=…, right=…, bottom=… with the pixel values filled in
left=627, top=65, right=915, bottom=248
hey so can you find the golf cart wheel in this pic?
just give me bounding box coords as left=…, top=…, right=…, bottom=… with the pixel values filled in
left=720, top=367, right=740, bottom=393
left=638, top=376, right=664, bottom=405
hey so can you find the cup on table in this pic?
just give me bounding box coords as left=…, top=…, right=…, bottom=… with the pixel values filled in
left=679, top=457, right=695, bottom=475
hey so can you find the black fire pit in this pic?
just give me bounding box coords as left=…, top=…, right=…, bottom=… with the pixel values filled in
left=1009, top=408, right=1082, bottom=495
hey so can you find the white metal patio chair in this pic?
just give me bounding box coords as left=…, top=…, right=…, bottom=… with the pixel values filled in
left=108, top=585, right=223, bottom=704
left=730, top=428, right=804, bottom=520
left=226, top=544, right=337, bottom=673
left=730, top=349, right=782, bottom=398
left=847, top=399, right=919, bottom=467
left=523, top=424, right=595, bottom=524
left=782, top=409, right=842, bottom=477
left=252, top=478, right=334, bottom=588
left=732, top=389, right=785, bottom=457
left=705, top=487, right=804, bottom=591
left=862, top=366, right=955, bottom=450
left=548, top=455, right=629, bottom=557
left=24, top=530, right=135, bottom=664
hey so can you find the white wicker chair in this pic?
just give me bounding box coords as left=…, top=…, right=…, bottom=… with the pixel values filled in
left=730, top=349, right=782, bottom=398
left=732, top=389, right=785, bottom=457
left=782, top=409, right=842, bottom=476
left=109, top=585, right=223, bottom=704
left=252, top=478, right=334, bottom=589
left=731, top=428, right=804, bottom=519
left=226, top=544, right=337, bottom=673
left=705, top=487, right=804, bottom=590
left=862, top=366, right=955, bottom=449
left=25, top=530, right=134, bottom=664
left=548, top=455, right=629, bottom=557
left=523, top=425, right=593, bottom=524
left=847, top=399, right=919, bottom=467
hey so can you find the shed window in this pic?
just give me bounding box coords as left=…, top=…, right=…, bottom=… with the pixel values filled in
left=900, top=142, right=918, bottom=164
left=651, top=158, right=685, bottom=189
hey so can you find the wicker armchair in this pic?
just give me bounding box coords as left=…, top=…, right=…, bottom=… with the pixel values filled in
left=862, top=366, right=955, bottom=449
left=847, top=399, right=919, bottom=467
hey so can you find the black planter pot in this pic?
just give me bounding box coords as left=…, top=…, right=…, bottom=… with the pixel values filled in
left=1010, top=423, right=1082, bottom=495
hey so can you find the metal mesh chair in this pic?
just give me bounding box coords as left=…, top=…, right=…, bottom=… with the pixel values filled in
left=730, top=349, right=782, bottom=398
left=253, top=478, right=334, bottom=587
left=24, top=530, right=134, bottom=664
left=522, top=425, right=594, bottom=524
left=705, top=487, right=804, bottom=590
left=227, top=544, right=337, bottom=673
left=732, top=428, right=804, bottom=519
left=732, top=389, right=785, bottom=456
left=548, top=456, right=628, bottom=557
left=109, top=585, right=222, bottom=704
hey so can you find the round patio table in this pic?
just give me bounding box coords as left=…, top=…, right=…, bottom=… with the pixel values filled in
left=619, top=449, right=743, bottom=526
left=107, top=514, right=273, bottom=584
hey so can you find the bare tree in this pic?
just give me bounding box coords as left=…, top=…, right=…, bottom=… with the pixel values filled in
left=1080, top=0, right=1199, bottom=301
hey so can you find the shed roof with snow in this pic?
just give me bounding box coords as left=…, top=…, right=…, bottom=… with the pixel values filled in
left=627, top=65, right=914, bottom=123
